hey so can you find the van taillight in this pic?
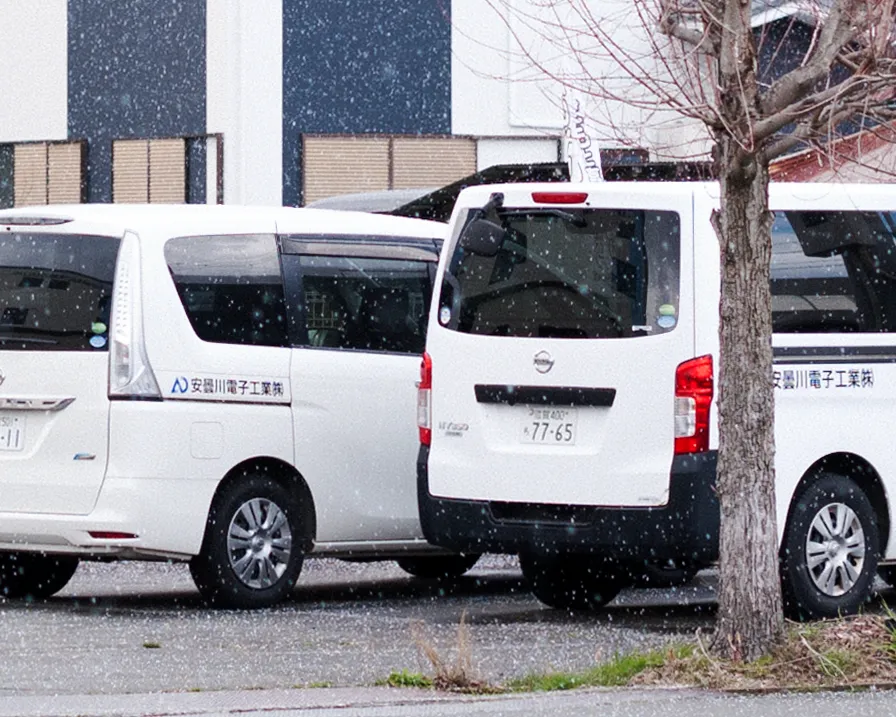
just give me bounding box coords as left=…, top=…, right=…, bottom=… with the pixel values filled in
left=417, top=352, right=432, bottom=446
left=531, top=191, right=589, bottom=204
left=109, top=231, right=161, bottom=399
left=674, top=355, right=713, bottom=454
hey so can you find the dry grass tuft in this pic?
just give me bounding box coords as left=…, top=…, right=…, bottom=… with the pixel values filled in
left=633, top=614, right=896, bottom=691
left=411, top=610, right=501, bottom=693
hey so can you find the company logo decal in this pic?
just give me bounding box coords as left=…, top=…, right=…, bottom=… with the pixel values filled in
left=163, top=372, right=289, bottom=403
left=533, top=350, right=554, bottom=374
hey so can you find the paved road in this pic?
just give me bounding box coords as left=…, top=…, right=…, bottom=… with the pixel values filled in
left=1, top=556, right=717, bottom=696
left=3, top=559, right=896, bottom=716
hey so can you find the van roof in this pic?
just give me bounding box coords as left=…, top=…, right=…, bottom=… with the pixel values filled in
left=0, top=203, right=447, bottom=241
left=452, top=181, right=896, bottom=211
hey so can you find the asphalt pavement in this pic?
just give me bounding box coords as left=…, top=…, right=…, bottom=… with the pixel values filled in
left=2, top=558, right=895, bottom=716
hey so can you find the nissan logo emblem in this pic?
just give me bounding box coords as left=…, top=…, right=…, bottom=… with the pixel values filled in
left=533, top=351, right=554, bottom=374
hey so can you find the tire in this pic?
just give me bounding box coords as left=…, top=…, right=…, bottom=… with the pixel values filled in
left=628, top=558, right=700, bottom=589
left=780, top=473, right=879, bottom=620
left=519, top=552, right=624, bottom=611
left=190, top=475, right=305, bottom=609
left=0, top=552, right=79, bottom=600
left=396, top=553, right=480, bottom=579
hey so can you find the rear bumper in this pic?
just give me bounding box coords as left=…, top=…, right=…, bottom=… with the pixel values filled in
left=417, top=447, right=719, bottom=563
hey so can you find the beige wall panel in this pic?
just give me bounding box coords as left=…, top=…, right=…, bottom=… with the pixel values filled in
left=47, top=143, right=83, bottom=204
left=303, top=136, right=389, bottom=204
left=14, top=143, right=48, bottom=206
left=149, top=138, right=186, bottom=204
left=113, top=140, right=149, bottom=203
left=392, top=137, right=476, bottom=189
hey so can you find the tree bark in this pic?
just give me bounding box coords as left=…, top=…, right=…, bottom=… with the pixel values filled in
left=710, top=139, right=785, bottom=662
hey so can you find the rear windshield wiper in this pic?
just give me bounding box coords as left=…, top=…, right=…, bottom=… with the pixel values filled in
left=0, top=334, right=59, bottom=345
left=498, top=208, right=587, bottom=227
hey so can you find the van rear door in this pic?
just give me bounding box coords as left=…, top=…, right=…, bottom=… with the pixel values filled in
left=0, top=226, right=119, bottom=515
left=425, top=184, right=697, bottom=508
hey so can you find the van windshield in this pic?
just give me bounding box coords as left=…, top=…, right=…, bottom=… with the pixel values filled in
left=439, top=207, right=680, bottom=339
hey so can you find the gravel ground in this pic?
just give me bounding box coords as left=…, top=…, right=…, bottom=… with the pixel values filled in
left=0, top=556, right=718, bottom=696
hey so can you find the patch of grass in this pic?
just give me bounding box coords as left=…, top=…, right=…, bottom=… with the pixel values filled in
left=635, top=615, right=896, bottom=691
left=304, top=681, right=335, bottom=689
left=508, top=645, right=694, bottom=692
left=377, top=670, right=433, bottom=688
left=142, top=641, right=161, bottom=649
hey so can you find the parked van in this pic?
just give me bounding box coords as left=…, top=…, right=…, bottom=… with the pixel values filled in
left=418, top=181, right=896, bottom=619
left=0, top=203, right=477, bottom=609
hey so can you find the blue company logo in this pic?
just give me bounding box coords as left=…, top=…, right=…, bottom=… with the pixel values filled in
left=170, top=376, right=189, bottom=394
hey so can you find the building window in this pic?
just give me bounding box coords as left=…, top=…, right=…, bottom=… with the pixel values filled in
left=113, top=138, right=185, bottom=203
left=0, top=141, right=86, bottom=208
left=301, top=134, right=477, bottom=205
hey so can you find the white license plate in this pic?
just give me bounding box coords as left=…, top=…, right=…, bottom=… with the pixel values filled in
left=0, top=414, right=24, bottom=451
left=520, top=406, right=577, bottom=445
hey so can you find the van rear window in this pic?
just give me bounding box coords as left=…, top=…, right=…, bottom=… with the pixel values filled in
left=0, top=233, right=119, bottom=351
left=439, top=208, right=680, bottom=339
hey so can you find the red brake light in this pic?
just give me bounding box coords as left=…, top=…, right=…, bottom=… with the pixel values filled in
left=418, top=352, right=432, bottom=446
left=88, top=531, right=138, bottom=540
left=531, top=191, right=589, bottom=204
left=674, top=355, right=713, bottom=455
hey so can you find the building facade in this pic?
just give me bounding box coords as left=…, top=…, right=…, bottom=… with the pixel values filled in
left=0, top=1, right=816, bottom=209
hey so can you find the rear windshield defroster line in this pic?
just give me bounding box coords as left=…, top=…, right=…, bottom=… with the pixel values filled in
left=474, top=384, right=616, bottom=407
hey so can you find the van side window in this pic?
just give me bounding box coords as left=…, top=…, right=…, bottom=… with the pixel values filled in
left=165, top=234, right=288, bottom=347
left=771, top=211, right=896, bottom=333
left=298, top=256, right=430, bottom=354
left=0, top=233, right=119, bottom=351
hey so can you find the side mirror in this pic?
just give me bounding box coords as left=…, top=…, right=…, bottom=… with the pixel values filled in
left=458, top=219, right=507, bottom=257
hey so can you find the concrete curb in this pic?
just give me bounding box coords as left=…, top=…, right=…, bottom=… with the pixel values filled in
left=0, top=685, right=706, bottom=717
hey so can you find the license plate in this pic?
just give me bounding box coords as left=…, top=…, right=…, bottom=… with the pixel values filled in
left=0, top=414, right=24, bottom=451
left=520, top=406, right=577, bottom=445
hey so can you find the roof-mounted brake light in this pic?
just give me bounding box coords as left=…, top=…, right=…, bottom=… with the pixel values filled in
left=531, top=192, right=589, bottom=204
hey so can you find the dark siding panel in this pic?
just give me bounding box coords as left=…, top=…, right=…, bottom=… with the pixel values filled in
left=0, top=145, right=13, bottom=209
left=186, top=136, right=207, bottom=204
left=68, top=0, right=206, bottom=202
left=282, top=0, right=452, bottom=206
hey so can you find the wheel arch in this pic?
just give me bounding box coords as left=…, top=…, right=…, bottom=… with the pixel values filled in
left=784, top=452, right=889, bottom=556
left=211, top=457, right=316, bottom=553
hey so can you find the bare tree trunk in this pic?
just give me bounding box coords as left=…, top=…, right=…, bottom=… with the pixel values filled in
left=710, top=136, right=784, bottom=662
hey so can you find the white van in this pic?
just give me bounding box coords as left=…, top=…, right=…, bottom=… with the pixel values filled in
left=0, top=203, right=478, bottom=609
left=418, top=181, right=896, bottom=619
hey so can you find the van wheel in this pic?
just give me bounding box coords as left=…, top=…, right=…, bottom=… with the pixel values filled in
left=519, top=552, right=623, bottom=611
left=190, top=475, right=304, bottom=609
left=780, top=474, right=879, bottom=620
left=0, top=553, right=79, bottom=599
left=396, top=553, right=480, bottom=579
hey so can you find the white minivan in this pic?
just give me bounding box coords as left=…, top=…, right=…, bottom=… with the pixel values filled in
left=0, top=203, right=477, bottom=609
left=418, top=181, right=896, bottom=619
